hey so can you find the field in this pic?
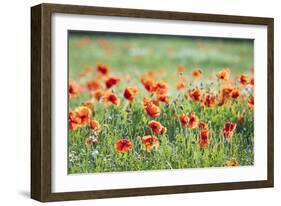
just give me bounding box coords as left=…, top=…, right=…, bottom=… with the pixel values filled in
left=68, top=32, right=254, bottom=174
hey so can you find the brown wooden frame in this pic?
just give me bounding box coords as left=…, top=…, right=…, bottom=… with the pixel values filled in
left=31, top=3, right=274, bottom=202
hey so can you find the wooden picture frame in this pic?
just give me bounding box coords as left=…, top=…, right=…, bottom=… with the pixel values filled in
left=31, top=3, right=274, bottom=202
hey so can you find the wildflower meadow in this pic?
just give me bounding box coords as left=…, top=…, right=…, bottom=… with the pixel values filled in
left=68, top=32, right=254, bottom=174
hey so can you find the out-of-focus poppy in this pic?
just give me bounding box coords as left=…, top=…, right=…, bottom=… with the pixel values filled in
left=239, top=74, right=249, bottom=86
left=97, top=63, right=110, bottom=75
left=248, top=95, right=254, bottom=108
left=105, top=76, right=120, bottom=88
left=216, top=68, right=230, bottom=81
left=69, top=80, right=81, bottom=99
left=192, top=68, right=202, bottom=78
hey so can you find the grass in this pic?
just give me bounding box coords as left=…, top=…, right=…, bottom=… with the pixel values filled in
left=68, top=32, right=254, bottom=174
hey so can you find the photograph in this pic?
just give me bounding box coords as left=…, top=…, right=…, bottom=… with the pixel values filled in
left=68, top=31, right=254, bottom=174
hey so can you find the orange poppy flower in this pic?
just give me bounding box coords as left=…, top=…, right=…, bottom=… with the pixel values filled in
left=69, top=111, right=82, bottom=130
left=69, top=106, right=92, bottom=130
left=199, top=129, right=209, bottom=148
left=239, top=74, right=249, bottom=86
left=69, top=80, right=81, bottom=99
left=86, top=79, right=100, bottom=91
left=188, top=88, right=202, bottom=102
left=141, top=135, right=159, bottom=152
left=84, top=65, right=93, bottom=73
left=189, top=112, right=199, bottom=128
left=141, top=76, right=156, bottom=93
left=124, top=87, right=138, bottom=102
left=201, top=93, right=216, bottom=107
left=223, top=122, right=237, bottom=139
left=226, top=160, right=232, bottom=166
left=157, top=94, right=169, bottom=104
left=176, top=79, right=186, bottom=90
left=192, top=68, right=202, bottom=78
left=144, top=101, right=160, bottom=118
left=230, top=89, right=241, bottom=99
left=177, top=64, right=186, bottom=75
left=199, top=122, right=208, bottom=130
left=90, top=119, right=100, bottom=132
left=114, top=139, right=132, bottom=153
left=248, top=95, right=254, bottom=108
left=221, top=84, right=234, bottom=102
left=92, top=89, right=104, bottom=101
left=97, top=63, right=110, bottom=75
left=83, top=100, right=95, bottom=109
left=148, top=120, right=167, bottom=135
left=75, top=106, right=92, bottom=127
left=250, top=77, right=254, bottom=86
left=143, top=97, right=159, bottom=107
left=105, top=76, right=120, bottom=88
left=154, top=80, right=169, bottom=95
left=179, top=114, right=189, bottom=127
left=216, top=68, right=230, bottom=81
left=104, top=92, right=120, bottom=106
left=233, top=160, right=239, bottom=166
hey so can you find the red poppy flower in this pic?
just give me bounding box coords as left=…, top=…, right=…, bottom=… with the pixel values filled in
left=144, top=102, right=160, bottom=118
left=141, top=76, right=156, bottom=93
left=221, top=84, right=234, bottom=102
left=199, top=122, right=208, bottom=130
left=250, top=77, right=254, bottom=86
left=90, top=119, right=100, bottom=132
left=188, top=112, right=199, bottom=128
left=199, top=129, right=209, bottom=148
left=157, top=94, right=169, bottom=104
left=141, top=135, right=159, bottom=152
left=239, top=74, right=249, bottom=86
left=92, top=89, right=104, bottom=101
left=223, top=122, right=237, bottom=139
left=124, top=87, right=138, bottom=102
left=104, top=92, right=120, bottom=106
left=69, top=80, right=81, bottom=99
left=154, top=80, right=169, bottom=95
left=202, top=93, right=216, bottom=107
left=231, top=89, right=241, bottom=99
left=69, top=106, right=92, bottom=130
left=69, top=111, right=81, bottom=130
left=248, top=95, right=254, bottom=108
left=75, top=106, right=92, bottom=127
left=115, top=139, right=132, bottom=153
left=105, top=76, right=120, bottom=88
left=179, top=114, right=189, bottom=127
left=149, top=120, right=167, bottom=135
left=97, top=63, right=110, bottom=75
left=188, top=88, right=201, bottom=102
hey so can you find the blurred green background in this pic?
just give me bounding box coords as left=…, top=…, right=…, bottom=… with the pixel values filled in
left=68, top=31, right=253, bottom=81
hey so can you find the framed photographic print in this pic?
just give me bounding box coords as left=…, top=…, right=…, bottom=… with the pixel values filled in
left=31, top=3, right=274, bottom=202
